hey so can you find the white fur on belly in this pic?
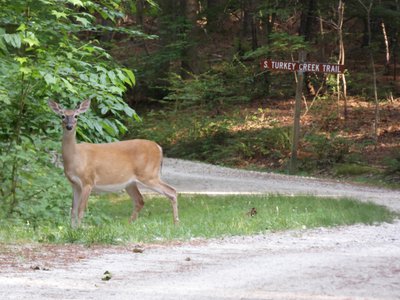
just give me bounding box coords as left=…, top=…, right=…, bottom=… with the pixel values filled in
left=93, top=180, right=136, bottom=193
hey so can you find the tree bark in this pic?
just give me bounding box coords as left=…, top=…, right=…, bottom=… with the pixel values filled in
left=182, top=0, right=200, bottom=75
left=298, top=0, right=317, bottom=42
left=337, top=0, right=348, bottom=120
left=358, top=0, right=379, bottom=145
left=206, top=0, right=226, bottom=32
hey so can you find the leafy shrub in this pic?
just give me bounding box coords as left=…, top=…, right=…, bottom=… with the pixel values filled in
left=130, top=108, right=291, bottom=168
left=233, top=127, right=291, bottom=166
left=164, top=60, right=256, bottom=109
left=384, top=154, right=400, bottom=182
left=302, top=133, right=350, bottom=170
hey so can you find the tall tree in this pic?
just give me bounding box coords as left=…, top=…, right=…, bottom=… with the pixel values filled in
left=206, top=0, right=227, bottom=32
left=358, top=0, right=379, bottom=145
left=182, top=0, right=200, bottom=75
left=337, top=0, right=348, bottom=119
left=298, top=0, right=317, bottom=42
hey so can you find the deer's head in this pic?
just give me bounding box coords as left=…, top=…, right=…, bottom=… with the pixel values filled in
left=48, top=100, right=91, bottom=131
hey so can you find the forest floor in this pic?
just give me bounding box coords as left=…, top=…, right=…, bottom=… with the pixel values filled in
left=0, top=158, right=399, bottom=300
left=232, top=96, right=400, bottom=176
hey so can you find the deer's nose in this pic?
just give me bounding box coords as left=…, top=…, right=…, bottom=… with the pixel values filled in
left=66, top=125, right=73, bottom=131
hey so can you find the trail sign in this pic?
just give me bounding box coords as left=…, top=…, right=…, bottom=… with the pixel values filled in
left=261, top=59, right=344, bottom=74
left=260, top=54, right=345, bottom=174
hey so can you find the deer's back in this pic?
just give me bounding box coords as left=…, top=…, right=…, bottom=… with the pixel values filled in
left=66, top=139, right=163, bottom=187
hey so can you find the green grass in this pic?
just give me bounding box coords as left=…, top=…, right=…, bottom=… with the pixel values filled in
left=333, top=163, right=381, bottom=177
left=0, top=194, right=397, bottom=245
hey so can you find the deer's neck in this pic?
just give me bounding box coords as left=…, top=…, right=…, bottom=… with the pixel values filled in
left=62, top=128, right=78, bottom=165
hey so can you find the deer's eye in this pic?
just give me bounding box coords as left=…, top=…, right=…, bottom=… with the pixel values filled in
left=61, top=115, right=66, bottom=119
left=74, top=115, right=78, bottom=119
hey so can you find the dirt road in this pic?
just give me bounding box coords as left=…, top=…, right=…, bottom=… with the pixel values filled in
left=1, top=158, right=399, bottom=300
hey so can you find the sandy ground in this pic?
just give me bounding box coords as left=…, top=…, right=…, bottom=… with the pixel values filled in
left=1, top=158, right=399, bottom=300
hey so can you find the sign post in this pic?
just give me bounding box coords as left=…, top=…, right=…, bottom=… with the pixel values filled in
left=260, top=55, right=344, bottom=174
left=289, top=51, right=306, bottom=174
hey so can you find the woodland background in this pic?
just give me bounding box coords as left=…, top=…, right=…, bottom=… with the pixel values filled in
left=0, top=0, right=399, bottom=224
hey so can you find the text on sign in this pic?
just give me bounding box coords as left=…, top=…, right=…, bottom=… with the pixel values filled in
left=261, top=59, right=344, bottom=74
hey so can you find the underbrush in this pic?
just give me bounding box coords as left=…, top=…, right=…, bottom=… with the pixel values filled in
left=0, top=194, right=397, bottom=245
left=129, top=98, right=400, bottom=187
left=130, top=108, right=292, bottom=168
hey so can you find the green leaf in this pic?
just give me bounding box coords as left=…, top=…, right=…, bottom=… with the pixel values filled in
left=123, top=106, right=135, bottom=117
left=19, top=66, right=31, bottom=74
left=4, top=33, right=22, bottom=48
left=109, top=86, right=124, bottom=95
left=107, top=70, right=117, bottom=84
left=23, top=32, right=40, bottom=47
left=100, top=105, right=109, bottom=115
left=15, top=57, right=28, bottom=64
left=0, top=28, right=7, bottom=53
left=122, top=68, right=136, bottom=86
left=100, top=120, right=118, bottom=136
left=99, top=73, right=107, bottom=84
left=67, top=0, right=84, bottom=7
left=44, top=73, right=57, bottom=85
left=17, top=24, right=27, bottom=32
left=61, top=78, right=78, bottom=94
left=51, top=10, right=68, bottom=19
left=75, top=16, right=91, bottom=26
left=93, top=121, right=104, bottom=134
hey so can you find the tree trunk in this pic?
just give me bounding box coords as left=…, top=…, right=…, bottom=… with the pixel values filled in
left=136, top=0, right=144, bottom=27
left=181, top=0, right=200, bottom=75
left=358, top=0, right=379, bottom=145
left=298, top=0, right=317, bottom=96
left=298, top=0, right=317, bottom=42
left=206, top=0, right=226, bottom=32
left=337, top=0, right=348, bottom=120
left=381, top=20, right=390, bottom=73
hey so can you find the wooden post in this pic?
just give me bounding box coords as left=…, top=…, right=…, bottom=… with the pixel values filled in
left=289, top=51, right=306, bottom=174
left=260, top=55, right=343, bottom=174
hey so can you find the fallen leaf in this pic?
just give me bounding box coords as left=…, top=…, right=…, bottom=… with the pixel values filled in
left=132, top=247, right=144, bottom=253
left=246, top=207, right=257, bottom=217
left=102, top=270, right=112, bottom=281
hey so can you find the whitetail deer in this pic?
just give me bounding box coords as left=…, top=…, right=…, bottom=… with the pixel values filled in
left=48, top=100, right=178, bottom=227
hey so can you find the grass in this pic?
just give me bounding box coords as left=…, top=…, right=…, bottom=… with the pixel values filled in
left=0, top=194, right=397, bottom=245
left=333, top=163, right=381, bottom=177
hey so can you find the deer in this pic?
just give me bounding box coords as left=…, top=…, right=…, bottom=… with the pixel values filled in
left=48, top=99, right=179, bottom=228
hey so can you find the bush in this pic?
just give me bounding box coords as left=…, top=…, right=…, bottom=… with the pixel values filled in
left=130, top=108, right=291, bottom=168
left=301, top=133, right=350, bottom=170
left=384, top=154, right=400, bottom=182
left=163, top=60, right=257, bottom=109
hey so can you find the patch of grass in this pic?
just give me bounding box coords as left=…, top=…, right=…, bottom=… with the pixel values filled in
left=334, top=163, right=380, bottom=176
left=0, top=194, right=397, bottom=245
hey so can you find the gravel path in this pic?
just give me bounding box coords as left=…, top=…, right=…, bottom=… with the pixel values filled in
left=1, top=158, right=399, bottom=300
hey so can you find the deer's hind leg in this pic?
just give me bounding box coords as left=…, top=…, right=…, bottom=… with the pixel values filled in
left=126, top=183, right=144, bottom=223
left=140, top=178, right=179, bottom=225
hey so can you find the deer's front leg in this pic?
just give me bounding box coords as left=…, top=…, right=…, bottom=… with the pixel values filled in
left=71, top=185, right=81, bottom=228
left=77, top=185, right=92, bottom=226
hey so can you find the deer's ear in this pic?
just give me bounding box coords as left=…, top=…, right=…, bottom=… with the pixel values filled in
left=48, top=100, right=64, bottom=115
left=76, top=99, right=91, bottom=114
